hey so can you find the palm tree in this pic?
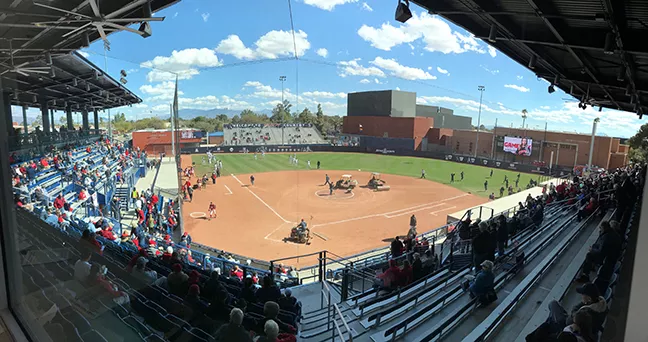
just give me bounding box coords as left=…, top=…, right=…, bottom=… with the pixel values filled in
left=521, top=109, right=528, bottom=128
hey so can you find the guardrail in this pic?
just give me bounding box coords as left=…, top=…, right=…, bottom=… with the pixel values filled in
left=321, top=280, right=353, bottom=341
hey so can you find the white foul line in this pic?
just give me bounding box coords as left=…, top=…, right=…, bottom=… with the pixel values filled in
left=311, top=194, right=471, bottom=229
left=430, top=206, right=456, bottom=216
left=231, top=174, right=291, bottom=223
left=224, top=185, right=233, bottom=195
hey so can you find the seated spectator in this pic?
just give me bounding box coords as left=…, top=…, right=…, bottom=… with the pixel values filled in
left=254, top=319, right=297, bottom=342
left=87, top=264, right=130, bottom=306
left=127, top=249, right=148, bottom=272
left=167, top=263, right=189, bottom=296
left=543, top=283, right=607, bottom=337
left=203, top=270, right=229, bottom=304
left=461, top=260, right=496, bottom=306
left=161, top=246, right=174, bottom=263
left=412, top=253, right=424, bottom=281
left=213, top=308, right=253, bottom=342
left=278, top=289, right=302, bottom=318
left=241, top=277, right=258, bottom=304
left=79, top=230, right=103, bottom=255
left=400, top=260, right=413, bottom=287
left=576, top=221, right=622, bottom=283
left=577, top=197, right=597, bottom=221
left=73, top=249, right=92, bottom=282
left=184, top=284, right=209, bottom=318
left=188, top=270, right=201, bottom=287
left=132, top=256, right=158, bottom=285
left=375, top=259, right=401, bottom=291
left=254, top=301, right=296, bottom=336
left=562, top=309, right=596, bottom=342
left=256, top=276, right=281, bottom=304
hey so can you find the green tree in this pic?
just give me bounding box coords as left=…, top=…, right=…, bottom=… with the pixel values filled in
left=31, top=115, right=43, bottom=128
left=297, top=107, right=316, bottom=125
left=58, top=116, right=67, bottom=125
left=271, top=100, right=292, bottom=124
left=628, top=122, right=648, bottom=162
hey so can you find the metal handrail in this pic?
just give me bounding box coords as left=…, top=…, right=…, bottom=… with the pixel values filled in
left=321, top=280, right=353, bottom=341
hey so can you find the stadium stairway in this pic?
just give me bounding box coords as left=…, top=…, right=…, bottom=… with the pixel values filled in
left=297, top=204, right=576, bottom=341
left=114, top=185, right=130, bottom=212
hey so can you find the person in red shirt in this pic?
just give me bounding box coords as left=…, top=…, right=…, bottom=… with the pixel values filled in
left=137, top=209, right=145, bottom=225
left=40, top=158, right=49, bottom=169
left=168, top=215, right=176, bottom=230
left=86, top=146, right=91, bottom=153
left=78, top=189, right=88, bottom=201
left=53, top=194, right=66, bottom=210
left=151, top=194, right=159, bottom=206
left=208, top=202, right=216, bottom=220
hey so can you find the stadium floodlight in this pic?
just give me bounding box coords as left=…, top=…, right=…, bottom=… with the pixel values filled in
left=488, top=24, right=497, bottom=43
left=548, top=84, right=555, bottom=94
left=395, top=0, right=412, bottom=23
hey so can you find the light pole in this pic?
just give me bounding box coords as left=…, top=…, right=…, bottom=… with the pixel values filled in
left=587, top=117, right=600, bottom=169
left=475, top=85, right=485, bottom=157
left=521, top=109, right=528, bottom=130
left=279, top=76, right=287, bottom=144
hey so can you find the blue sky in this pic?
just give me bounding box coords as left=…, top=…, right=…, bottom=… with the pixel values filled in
left=17, top=0, right=643, bottom=138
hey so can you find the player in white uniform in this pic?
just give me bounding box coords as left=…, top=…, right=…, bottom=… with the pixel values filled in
left=307, top=160, right=311, bottom=168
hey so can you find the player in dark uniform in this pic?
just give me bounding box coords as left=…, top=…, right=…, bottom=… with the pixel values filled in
left=250, top=175, right=255, bottom=186
left=329, top=182, right=334, bottom=195
left=460, top=171, right=464, bottom=181
left=450, top=173, right=455, bottom=182
left=484, top=180, right=488, bottom=191
left=317, top=161, right=321, bottom=169
left=490, top=169, right=493, bottom=178
left=503, top=175, right=508, bottom=184
left=324, top=174, right=332, bottom=186
left=499, top=186, right=505, bottom=197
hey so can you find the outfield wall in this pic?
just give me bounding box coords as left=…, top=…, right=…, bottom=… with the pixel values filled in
left=181, top=144, right=575, bottom=176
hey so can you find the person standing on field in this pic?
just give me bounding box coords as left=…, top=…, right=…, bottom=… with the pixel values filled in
left=490, top=169, right=493, bottom=178
left=250, top=175, right=255, bottom=186
left=421, top=169, right=426, bottom=179
left=208, top=202, right=216, bottom=221
left=461, top=171, right=464, bottom=181
left=324, top=174, right=332, bottom=186
left=484, top=180, right=488, bottom=191
left=317, top=161, right=321, bottom=169
left=451, top=173, right=455, bottom=183
left=307, top=160, right=311, bottom=169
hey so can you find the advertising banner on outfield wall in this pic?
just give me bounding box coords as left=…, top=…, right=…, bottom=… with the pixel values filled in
left=182, top=145, right=573, bottom=176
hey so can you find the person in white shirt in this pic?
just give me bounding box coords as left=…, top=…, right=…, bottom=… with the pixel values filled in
left=307, top=160, right=311, bottom=168
left=74, top=250, right=92, bottom=282
left=135, top=198, right=142, bottom=211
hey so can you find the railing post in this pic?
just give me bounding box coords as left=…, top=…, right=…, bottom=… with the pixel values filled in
left=341, top=267, right=349, bottom=301
left=318, top=252, right=323, bottom=282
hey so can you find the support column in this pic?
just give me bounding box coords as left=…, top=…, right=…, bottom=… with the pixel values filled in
left=66, top=107, right=73, bottom=130
left=81, top=110, right=89, bottom=131
left=22, top=106, right=28, bottom=134
left=50, top=109, right=54, bottom=132
left=39, top=95, right=50, bottom=133
left=93, top=109, right=99, bottom=131
left=1, top=92, right=12, bottom=136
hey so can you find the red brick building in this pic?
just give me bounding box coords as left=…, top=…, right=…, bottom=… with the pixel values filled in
left=132, top=129, right=202, bottom=155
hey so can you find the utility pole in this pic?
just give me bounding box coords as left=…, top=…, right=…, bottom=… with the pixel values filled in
left=279, top=75, right=286, bottom=144
left=475, top=85, right=485, bottom=158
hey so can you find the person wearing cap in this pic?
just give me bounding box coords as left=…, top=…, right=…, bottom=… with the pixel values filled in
left=462, top=260, right=495, bottom=305
left=213, top=308, right=253, bottom=342
left=183, top=284, right=209, bottom=318
left=543, top=282, right=607, bottom=337
left=132, top=256, right=158, bottom=285
left=279, top=288, right=302, bottom=318
left=167, top=263, right=189, bottom=296
left=162, top=246, right=174, bottom=263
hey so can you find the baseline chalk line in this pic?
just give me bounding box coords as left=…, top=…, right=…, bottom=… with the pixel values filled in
left=231, top=174, right=291, bottom=224
left=224, top=185, right=233, bottom=195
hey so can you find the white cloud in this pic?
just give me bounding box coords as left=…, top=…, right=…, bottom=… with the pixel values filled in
left=173, top=12, right=178, bottom=18
left=139, top=81, right=184, bottom=101
left=480, top=65, right=499, bottom=75
left=357, top=12, right=486, bottom=55
left=427, top=66, right=432, bottom=70
left=361, top=2, right=373, bottom=11
left=374, top=78, right=383, bottom=84
left=487, top=46, right=497, bottom=58
left=359, top=78, right=371, bottom=84
left=316, top=48, right=329, bottom=58
left=370, top=57, right=437, bottom=81
left=517, top=75, right=523, bottom=80
left=141, top=48, right=222, bottom=82
left=201, top=12, right=210, bottom=22
left=504, top=84, right=531, bottom=93
left=436, top=66, right=449, bottom=75
left=337, top=58, right=385, bottom=78
left=77, top=50, right=89, bottom=58
left=540, top=105, right=551, bottom=110
left=243, top=81, right=286, bottom=99
left=303, top=0, right=358, bottom=11
left=419, top=95, right=519, bottom=117
left=396, top=87, right=401, bottom=91
left=216, top=30, right=311, bottom=60
left=179, top=95, right=251, bottom=110
left=133, top=103, right=148, bottom=109
left=302, top=91, right=346, bottom=99
left=151, top=104, right=169, bottom=112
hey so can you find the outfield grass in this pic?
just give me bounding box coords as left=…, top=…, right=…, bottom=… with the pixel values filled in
left=189, top=152, right=546, bottom=197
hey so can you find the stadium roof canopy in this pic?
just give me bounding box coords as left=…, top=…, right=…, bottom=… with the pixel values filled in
left=413, top=0, right=648, bottom=117
left=0, top=0, right=179, bottom=111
